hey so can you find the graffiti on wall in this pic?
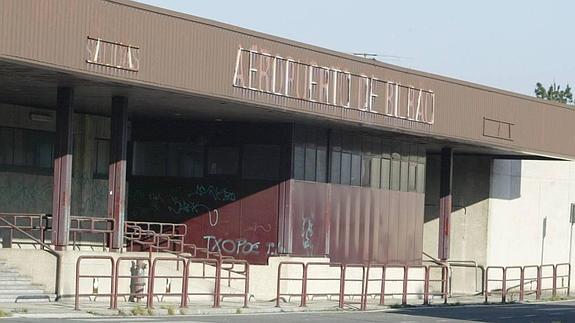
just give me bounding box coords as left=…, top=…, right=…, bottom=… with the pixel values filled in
left=302, top=217, right=314, bottom=250
left=129, top=183, right=237, bottom=218
left=203, top=235, right=277, bottom=256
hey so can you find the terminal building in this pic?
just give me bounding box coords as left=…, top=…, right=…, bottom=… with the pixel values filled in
left=0, top=0, right=573, bottom=299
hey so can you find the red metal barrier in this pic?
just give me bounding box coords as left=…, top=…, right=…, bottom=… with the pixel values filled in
left=427, top=265, right=448, bottom=304
left=184, top=258, right=220, bottom=308
left=147, top=257, right=187, bottom=308
left=113, top=256, right=151, bottom=309
left=0, top=213, right=49, bottom=247
left=340, top=264, right=367, bottom=310
left=504, top=266, right=524, bottom=301
left=540, top=264, right=556, bottom=297
left=219, top=259, right=250, bottom=308
left=74, top=256, right=115, bottom=310
left=381, top=265, right=408, bottom=305
left=305, top=262, right=343, bottom=307
left=364, top=264, right=386, bottom=305
left=276, top=261, right=306, bottom=307
left=404, top=265, right=429, bottom=305
left=523, top=265, right=541, bottom=300
left=485, top=266, right=506, bottom=303
left=555, top=263, right=571, bottom=297
left=70, top=217, right=115, bottom=250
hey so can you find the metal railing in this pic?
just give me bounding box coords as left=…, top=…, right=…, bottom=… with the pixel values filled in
left=0, top=213, right=50, bottom=248
left=74, top=255, right=251, bottom=310
left=74, top=256, right=115, bottom=310
left=276, top=262, right=449, bottom=309
left=484, top=263, right=571, bottom=303
left=70, top=217, right=115, bottom=251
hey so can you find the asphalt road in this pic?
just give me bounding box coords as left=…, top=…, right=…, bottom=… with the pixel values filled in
left=3, top=300, right=575, bottom=323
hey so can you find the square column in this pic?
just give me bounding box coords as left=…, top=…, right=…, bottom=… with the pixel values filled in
left=438, top=147, right=453, bottom=261
left=51, top=87, right=74, bottom=250
left=108, top=96, right=128, bottom=251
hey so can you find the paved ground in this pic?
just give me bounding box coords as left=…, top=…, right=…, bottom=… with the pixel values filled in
left=1, top=300, right=575, bottom=322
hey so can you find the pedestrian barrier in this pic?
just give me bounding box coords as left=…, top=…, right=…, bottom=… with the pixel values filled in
left=522, top=265, right=541, bottom=300
left=147, top=257, right=187, bottom=308
left=305, top=262, right=344, bottom=307
left=503, top=266, right=524, bottom=301
left=555, top=263, right=571, bottom=297
left=405, top=265, right=429, bottom=305
left=219, top=259, right=250, bottom=308
left=427, top=265, right=449, bottom=304
left=184, top=258, right=220, bottom=308
left=113, top=256, right=151, bottom=309
left=75, top=256, right=572, bottom=311
left=74, top=256, right=115, bottom=310
left=484, top=266, right=506, bottom=303
left=540, top=264, right=556, bottom=297
left=340, top=264, right=367, bottom=310
left=276, top=262, right=306, bottom=307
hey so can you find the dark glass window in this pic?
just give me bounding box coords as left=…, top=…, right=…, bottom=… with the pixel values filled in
left=370, top=157, right=381, bottom=188
left=381, top=158, right=391, bottom=189
left=330, top=150, right=341, bottom=183
left=94, top=139, right=110, bottom=177
left=132, top=142, right=168, bottom=176
left=322, top=130, right=426, bottom=192
left=416, top=146, right=426, bottom=193
left=0, top=127, right=54, bottom=170
left=293, top=125, right=328, bottom=182
left=168, top=143, right=203, bottom=178
left=341, top=152, right=351, bottom=185
left=243, top=144, right=280, bottom=180
left=390, top=151, right=401, bottom=191
left=132, top=142, right=204, bottom=177
left=0, top=127, right=14, bottom=165
left=304, top=142, right=317, bottom=181
left=207, top=147, right=239, bottom=175
left=399, top=143, right=410, bottom=192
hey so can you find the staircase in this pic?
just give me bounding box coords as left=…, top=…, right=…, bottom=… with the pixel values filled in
left=0, top=258, right=52, bottom=303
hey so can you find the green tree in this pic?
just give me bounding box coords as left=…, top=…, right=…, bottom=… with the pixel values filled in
left=534, top=82, right=573, bottom=104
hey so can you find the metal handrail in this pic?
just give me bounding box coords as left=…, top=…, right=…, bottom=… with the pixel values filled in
left=0, top=216, right=61, bottom=300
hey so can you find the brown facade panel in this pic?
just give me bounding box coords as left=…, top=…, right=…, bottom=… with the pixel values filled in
left=2, top=0, right=575, bottom=159
left=283, top=180, right=424, bottom=265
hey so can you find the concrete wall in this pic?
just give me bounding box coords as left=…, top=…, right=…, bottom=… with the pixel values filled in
left=488, top=160, right=575, bottom=267
left=424, top=156, right=575, bottom=295
left=0, top=103, right=109, bottom=217
left=423, top=155, right=491, bottom=293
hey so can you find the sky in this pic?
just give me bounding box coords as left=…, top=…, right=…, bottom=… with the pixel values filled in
left=137, top=0, right=575, bottom=96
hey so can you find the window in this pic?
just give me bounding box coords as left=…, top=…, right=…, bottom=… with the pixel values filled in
left=243, top=144, right=280, bottom=180
left=207, top=147, right=239, bottom=175
left=399, top=142, right=410, bottom=192
left=293, top=125, right=328, bottom=182
left=132, top=142, right=168, bottom=176
left=0, top=126, right=54, bottom=170
left=132, top=142, right=204, bottom=177
left=94, top=139, right=110, bottom=177
left=304, top=127, right=426, bottom=192
left=168, top=143, right=203, bottom=178
left=380, top=139, right=391, bottom=189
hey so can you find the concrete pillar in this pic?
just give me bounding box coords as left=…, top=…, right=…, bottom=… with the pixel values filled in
left=51, top=87, right=74, bottom=251
left=438, top=147, right=453, bottom=261
left=108, top=96, right=128, bottom=251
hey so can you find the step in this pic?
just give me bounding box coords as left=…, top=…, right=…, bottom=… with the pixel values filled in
left=0, top=277, right=31, bottom=283
left=0, top=272, right=25, bottom=278
left=0, top=279, right=32, bottom=289
left=0, top=289, right=44, bottom=297
left=0, top=284, right=43, bottom=290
